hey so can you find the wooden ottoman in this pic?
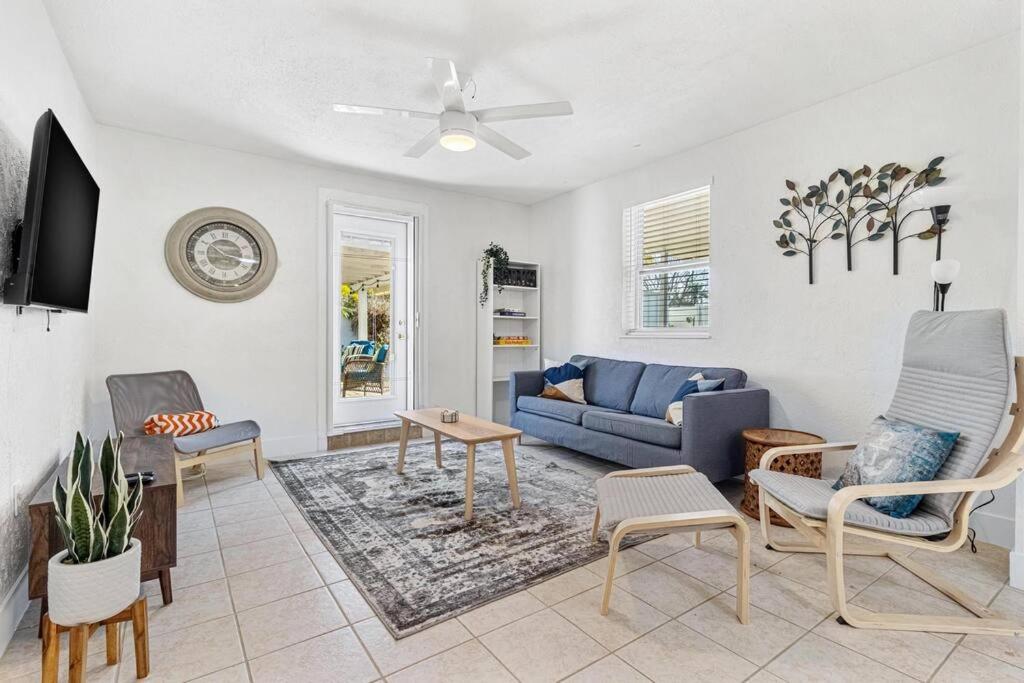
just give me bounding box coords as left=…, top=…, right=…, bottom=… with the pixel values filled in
left=740, top=428, right=824, bottom=526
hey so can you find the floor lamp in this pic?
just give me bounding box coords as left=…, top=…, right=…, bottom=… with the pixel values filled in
left=931, top=259, right=960, bottom=312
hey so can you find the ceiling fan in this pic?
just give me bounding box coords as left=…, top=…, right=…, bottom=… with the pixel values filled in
left=332, top=58, right=572, bottom=160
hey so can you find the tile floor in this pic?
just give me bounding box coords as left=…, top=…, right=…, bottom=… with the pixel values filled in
left=2, top=440, right=1022, bottom=682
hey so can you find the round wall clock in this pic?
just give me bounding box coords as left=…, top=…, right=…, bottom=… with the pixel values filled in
left=164, top=207, right=278, bottom=302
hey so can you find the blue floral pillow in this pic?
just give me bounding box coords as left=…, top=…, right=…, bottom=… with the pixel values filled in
left=833, top=416, right=959, bottom=518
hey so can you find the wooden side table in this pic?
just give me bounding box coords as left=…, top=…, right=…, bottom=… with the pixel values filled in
left=740, top=428, right=824, bottom=526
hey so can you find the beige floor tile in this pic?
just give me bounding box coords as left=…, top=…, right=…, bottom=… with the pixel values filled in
left=170, top=549, right=226, bottom=589
left=237, top=587, right=346, bottom=659
left=212, top=500, right=285, bottom=526
left=767, top=633, right=913, bottom=682
left=850, top=576, right=972, bottom=621
left=216, top=514, right=292, bottom=548
left=767, top=552, right=885, bottom=596
left=228, top=556, right=324, bottom=611
left=119, top=615, right=244, bottom=683
left=614, top=562, right=719, bottom=617
left=617, top=620, right=757, bottom=682
left=6, top=651, right=115, bottom=683
left=308, top=551, right=347, bottom=584
left=661, top=546, right=754, bottom=591
left=178, top=508, right=215, bottom=533
left=204, top=466, right=262, bottom=493
left=209, top=481, right=272, bottom=508
left=148, top=578, right=234, bottom=636
left=295, top=528, right=328, bottom=554
left=932, top=645, right=1024, bottom=682
left=178, top=526, right=221, bottom=558
left=727, top=571, right=832, bottom=629
left=700, top=526, right=788, bottom=570
left=812, top=610, right=955, bottom=680
left=585, top=548, right=655, bottom=580
left=632, top=532, right=695, bottom=560
left=282, top=510, right=311, bottom=532
left=679, top=594, right=805, bottom=666
left=221, top=534, right=306, bottom=576
left=458, top=590, right=546, bottom=636
left=16, top=599, right=41, bottom=631
left=329, top=580, right=376, bottom=622
left=961, top=585, right=1024, bottom=669
left=354, top=616, right=473, bottom=675
left=248, top=627, right=377, bottom=683
left=554, top=586, right=669, bottom=650
left=389, top=640, right=515, bottom=683
left=908, top=543, right=1009, bottom=601
left=528, top=568, right=602, bottom=606
left=178, top=493, right=212, bottom=514
left=746, top=671, right=786, bottom=683
left=562, top=654, right=650, bottom=682
left=480, top=609, right=607, bottom=683
left=189, top=663, right=251, bottom=682
left=272, top=497, right=299, bottom=515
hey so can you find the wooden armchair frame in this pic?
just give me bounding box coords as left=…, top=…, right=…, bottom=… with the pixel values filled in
left=758, top=357, right=1024, bottom=636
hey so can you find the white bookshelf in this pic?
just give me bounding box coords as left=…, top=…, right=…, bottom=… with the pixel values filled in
left=476, top=259, right=541, bottom=423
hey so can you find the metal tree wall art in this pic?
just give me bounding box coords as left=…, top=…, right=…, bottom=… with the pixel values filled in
left=772, top=156, right=947, bottom=283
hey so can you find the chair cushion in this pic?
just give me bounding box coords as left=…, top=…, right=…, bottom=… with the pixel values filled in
left=583, top=411, right=681, bottom=449
left=570, top=355, right=646, bottom=411
left=144, top=410, right=219, bottom=437
left=630, top=364, right=747, bottom=419
left=174, top=420, right=261, bottom=453
left=516, top=396, right=623, bottom=425
left=750, top=469, right=951, bottom=536
left=596, top=472, right=735, bottom=531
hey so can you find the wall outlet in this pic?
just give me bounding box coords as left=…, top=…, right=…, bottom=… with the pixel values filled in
left=12, top=481, right=22, bottom=516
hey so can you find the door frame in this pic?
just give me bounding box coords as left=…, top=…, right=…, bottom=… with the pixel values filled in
left=316, top=189, right=429, bottom=448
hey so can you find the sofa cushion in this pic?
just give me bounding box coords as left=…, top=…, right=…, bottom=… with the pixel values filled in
left=570, top=355, right=646, bottom=411
left=630, top=364, right=747, bottom=419
left=582, top=411, right=681, bottom=449
left=516, top=396, right=623, bottom=425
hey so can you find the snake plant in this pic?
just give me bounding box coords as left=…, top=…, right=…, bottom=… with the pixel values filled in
left=52, top=432, right=144, bottom=564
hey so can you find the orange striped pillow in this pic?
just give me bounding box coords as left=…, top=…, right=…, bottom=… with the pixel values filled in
left=144, top=410, right=219, bottom=437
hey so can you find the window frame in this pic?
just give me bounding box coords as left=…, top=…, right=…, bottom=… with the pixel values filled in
left=622, top=185, right=712, bottom=339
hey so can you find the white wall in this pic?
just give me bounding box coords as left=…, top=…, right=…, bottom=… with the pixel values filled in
left=0, top=0, right=99, bottom=654
left=86, top=127, right=531, bottom=456
left=529, top=35, right=1020, bottom=546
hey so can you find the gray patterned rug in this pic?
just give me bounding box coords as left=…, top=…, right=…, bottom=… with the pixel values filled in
left=272, top=441, right=639, bottom=638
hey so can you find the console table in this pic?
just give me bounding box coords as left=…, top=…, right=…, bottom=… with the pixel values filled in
left=29, top=434, right=178, bottom=631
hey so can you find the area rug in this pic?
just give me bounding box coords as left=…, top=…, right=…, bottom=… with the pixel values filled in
left=271, top=441, right=642, bottom=638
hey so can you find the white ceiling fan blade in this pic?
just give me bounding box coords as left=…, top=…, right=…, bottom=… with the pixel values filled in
left=472, top=101, right=573, bottom=123
left=403, top=127, right=440, bottom=158
left=430, top=58, right=465, bottom=112
left=476, top=124, right=530, bottom=160
left=333, top=104, right=438, bottom=120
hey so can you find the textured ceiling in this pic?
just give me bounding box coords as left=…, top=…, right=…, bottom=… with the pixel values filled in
left=43, top=0, right=1019, bottom=204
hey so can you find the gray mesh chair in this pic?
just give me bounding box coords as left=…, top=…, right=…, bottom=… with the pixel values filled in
left=750, top=310, right=1024, bottom=636
left=107, top=370, right=265, bottom=507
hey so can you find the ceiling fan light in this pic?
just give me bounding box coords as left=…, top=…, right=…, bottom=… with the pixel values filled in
left=440, top=131, right=476, bottom=152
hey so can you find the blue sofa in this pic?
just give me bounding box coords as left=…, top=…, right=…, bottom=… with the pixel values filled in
left=509, top=355, right=769, bottom=482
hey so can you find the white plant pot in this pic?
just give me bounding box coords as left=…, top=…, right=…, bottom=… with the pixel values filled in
left=47, top=540, right=142, bottom=626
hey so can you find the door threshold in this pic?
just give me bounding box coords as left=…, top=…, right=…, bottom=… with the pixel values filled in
left=331, top=419, right=402, bottom=435
left=327, top=421, right=421, bottom=451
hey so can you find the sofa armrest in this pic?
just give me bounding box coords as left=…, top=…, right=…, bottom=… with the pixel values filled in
left=509, top=370, right=544, bottom=417
left=680, top=388, right=769, bottom=482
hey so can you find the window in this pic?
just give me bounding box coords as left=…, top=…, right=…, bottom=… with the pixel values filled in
left=622, top=186, right=711, bottom=335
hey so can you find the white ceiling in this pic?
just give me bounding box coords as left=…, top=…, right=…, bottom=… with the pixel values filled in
left=43, top=0, right=1019, bottom=204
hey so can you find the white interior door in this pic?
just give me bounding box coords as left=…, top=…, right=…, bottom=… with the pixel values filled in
left=331, top=209, right=413, bottom=428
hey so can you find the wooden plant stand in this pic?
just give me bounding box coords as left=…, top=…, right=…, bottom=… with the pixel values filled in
left=41, top=595, right=150, bottom=683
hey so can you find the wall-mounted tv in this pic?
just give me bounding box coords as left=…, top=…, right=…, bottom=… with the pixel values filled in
left=3, top=109, right=99, bottom=312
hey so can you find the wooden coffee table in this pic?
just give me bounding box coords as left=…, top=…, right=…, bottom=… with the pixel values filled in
left=395, top=408, right=522, bottom=521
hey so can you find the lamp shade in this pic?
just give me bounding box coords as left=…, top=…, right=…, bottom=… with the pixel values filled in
left=931, top=259, right=960, bottom=285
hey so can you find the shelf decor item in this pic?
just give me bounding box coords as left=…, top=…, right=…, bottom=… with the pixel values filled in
left=48, top=432, right=144, bottom=626
left=772, top=156, right=947, bottom=283
left=478, top=242, right=510, bottom=306
left=440, top=409, right=460, bottom=423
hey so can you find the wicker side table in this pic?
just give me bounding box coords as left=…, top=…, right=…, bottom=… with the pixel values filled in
left=740, top=428, right=824, bottom=526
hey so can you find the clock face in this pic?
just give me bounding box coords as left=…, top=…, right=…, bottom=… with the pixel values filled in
left=185, top=222, right=263, bottom=288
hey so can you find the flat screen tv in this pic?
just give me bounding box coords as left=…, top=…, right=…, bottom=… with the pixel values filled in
left=3, top=109, right=100, bottom=312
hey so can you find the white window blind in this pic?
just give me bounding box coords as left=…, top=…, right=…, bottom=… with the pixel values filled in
left=622, top=186, right=711, bottom=334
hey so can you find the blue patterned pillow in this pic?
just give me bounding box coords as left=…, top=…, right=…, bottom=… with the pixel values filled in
left=833, top=416, right=959, bottom=518
left=539, top=361, right=586, bottom=404
left=665, top=374, right=725, bottom=425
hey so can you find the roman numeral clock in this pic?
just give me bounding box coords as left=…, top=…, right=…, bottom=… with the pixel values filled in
left=165, top=207, right=278, bottom=302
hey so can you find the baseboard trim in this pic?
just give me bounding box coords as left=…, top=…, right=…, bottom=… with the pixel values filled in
left=1011, top=551, right=1024, bottom=590
left=260, top=433, right=319, bottom=460
left=969, top=509, right=1013, bottom=549
left=0, top=569, right=29, bottom=659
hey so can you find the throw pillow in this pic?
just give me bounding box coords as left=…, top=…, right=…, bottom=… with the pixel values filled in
left=665, top=373, right=725, bottom=425
left=144, top=410, right=220, bottom=437
left=833, top=415, right=959, bottom=518
left=539, top=361, right=586, bottom=404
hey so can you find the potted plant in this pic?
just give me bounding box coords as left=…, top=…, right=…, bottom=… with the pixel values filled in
left=47, top=432, right=144, bottom=626
left=479, top=242, right=510, bottom=306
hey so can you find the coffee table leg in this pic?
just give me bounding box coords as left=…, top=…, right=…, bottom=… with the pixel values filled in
left=464, top=444, right=476, bottom=521
left=433, top=431, right=443, bottom=468
left=501, top=438, right=521, bottom=509
left=396, top=419, right=410, bottom=474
